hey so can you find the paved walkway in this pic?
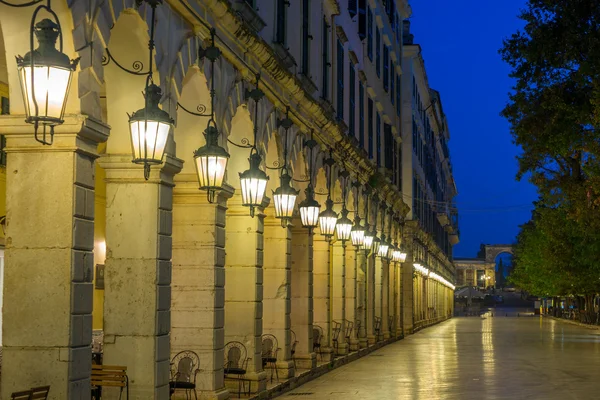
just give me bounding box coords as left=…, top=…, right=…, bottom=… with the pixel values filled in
left=283, top=316, right=600, bottom=399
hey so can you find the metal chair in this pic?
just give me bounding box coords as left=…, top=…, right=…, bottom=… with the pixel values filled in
left=312, top=325, right=324, bottom=361
left=374, top=317, right=382, bottom=341
left=261, top=334, right=280, bottom=383
left=331, top=320, right=342, bottom=355
left=290, top=329, right=299, bottom=370
left=170, top=351, right=200, bottom=400
left=344, top=319, right=354, bottom=347
left=224, top=341, right=250, bottom=398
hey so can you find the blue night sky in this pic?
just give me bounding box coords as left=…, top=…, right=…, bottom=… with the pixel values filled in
left=409, top=0, right=539, bottom=258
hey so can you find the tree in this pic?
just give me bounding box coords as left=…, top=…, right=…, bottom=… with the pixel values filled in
left=501, top=0, right=600, bottom=322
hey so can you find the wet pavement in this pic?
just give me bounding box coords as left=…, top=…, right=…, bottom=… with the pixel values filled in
left=283, top=316, right=600, bottom=399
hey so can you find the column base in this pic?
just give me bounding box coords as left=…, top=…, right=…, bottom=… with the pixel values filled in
left=334, top=342, right=349, bottom=356
left=225, top=370, right=267, bottom=395
left=349, top=338, right=360, bottom=352
left=359, top=338, right=369, bottom=349
left=367, top=335, right=377, bottom=346
left=383, top=332, right=391, bottom=340
left=294, top=353, right=317, bottom=370
left=275, top=360, right=295, bottom=380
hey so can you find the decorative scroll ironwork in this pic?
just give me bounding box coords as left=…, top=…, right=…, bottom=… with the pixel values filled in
left=102, top=48, right=149, bottom=75
left=227, top=137, right=253, bottom=149
left=265, top=160, right=283, bottom=170
left=0, top=0, right=43, bottom=6
left=176, top=101, right=209, bottom=117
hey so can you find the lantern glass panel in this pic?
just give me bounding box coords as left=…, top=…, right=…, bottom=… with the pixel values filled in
left=319, top=215, right=338, bottom=237
left=363, top=232, right=374, bottom=251
left=378, top=242, right=389, bottom=258
left=351, top=226, right=365, bottom=247
left=195, top=155, right=228, bottom=189
left=129, top=119, right=170, bottom=164
left=336, top=221, right=353, bottom=241
left=274, top=193, right=297, bottom=219
left=300, top=205, right=320, bottom=227
left=18, top=64, right=72, bottom=123
left=240, top=176, right=268, bottom=206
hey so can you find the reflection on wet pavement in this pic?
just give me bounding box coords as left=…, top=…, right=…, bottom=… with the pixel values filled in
left=283, top=317, right=600, bottom=399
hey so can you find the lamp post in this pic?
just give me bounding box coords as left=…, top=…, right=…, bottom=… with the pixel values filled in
left=350, top=183, right=365, bottom=248
left=335, top=171, right=353, bottom=242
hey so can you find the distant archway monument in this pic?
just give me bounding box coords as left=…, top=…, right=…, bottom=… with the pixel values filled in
left=454, top=244, right=514, bottom=288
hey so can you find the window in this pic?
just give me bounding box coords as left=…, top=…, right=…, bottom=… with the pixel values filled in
left=359, top=83, right=365, bottom=148
left=301, top=0, right=310, bottom=75
left=322, top=18, right=330, bottom=100
left=375, top=29, right=381, bottom=78
left=383, top=46, right=389, bottom=91
left=349, top=62, right=356, bottom=137
left=367, top=7, right=373, bottom=60
left=336, top=39, right=344, bottom=120
left=348, top=0, right=357, bottom=17
left=396, top=74, right=401, bottom=116
left=376, top=113, right=381, bottom=167
left=275, top=0, right=287, bottom=45
left=384, top=123, right=393, bottom=170
left=390, top=62, right=395, bottom=104
left=368, top=98, right=374, bottom=159
left=358, top=0, right=367, bottom=39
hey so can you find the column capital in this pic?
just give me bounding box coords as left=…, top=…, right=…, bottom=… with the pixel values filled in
left=99, top=153, right=183, bottom=185
left=173, top=179, right=235, bottom=204
left=0, top=114, right=110, bottom=156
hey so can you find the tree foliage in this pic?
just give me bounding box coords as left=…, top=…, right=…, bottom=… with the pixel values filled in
left=502, top=0, right=600, bottom=299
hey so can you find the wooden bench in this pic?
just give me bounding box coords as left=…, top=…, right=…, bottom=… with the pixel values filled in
left=91, top=365, right=129, bottom=400
left=11, top=386, right=50, bottom=400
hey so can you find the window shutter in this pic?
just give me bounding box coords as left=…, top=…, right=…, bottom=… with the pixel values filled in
left=276, top=0, right=286, bottom=44
left=336, top=40, right=344, bottom=120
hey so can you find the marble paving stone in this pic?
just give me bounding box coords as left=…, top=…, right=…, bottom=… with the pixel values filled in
left=282, top=317, right=600, bottom=400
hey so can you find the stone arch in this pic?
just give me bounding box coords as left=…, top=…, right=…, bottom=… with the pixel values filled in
left=484, top=245, right=514, bottom=264
left=174, top=65, right=212, bottom=177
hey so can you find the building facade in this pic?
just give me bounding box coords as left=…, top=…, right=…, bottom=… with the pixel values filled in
left=0, top=0, right=457, bottom=399
left=401, top=22, right=458, bottom=330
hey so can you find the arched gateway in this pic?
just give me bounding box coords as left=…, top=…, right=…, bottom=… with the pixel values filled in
left=454, top=244, right=514, bottom=288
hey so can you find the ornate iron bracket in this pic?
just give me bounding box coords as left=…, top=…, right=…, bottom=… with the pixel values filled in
left=102, top=48, right=149, bottom=75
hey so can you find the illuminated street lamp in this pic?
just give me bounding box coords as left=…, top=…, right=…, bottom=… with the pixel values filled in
left=240, top=151, right=269, bottom=217
left=351, top=217, right=365, bottom=247
left=299, top=185, right=320, bottom=228
left=16, top=12, right=79, bottom=145
left=272, top=110, right=298, bottom=224
left=319, top=198, right=338, bottom=239
left=336, top=208, right=353, bottom=242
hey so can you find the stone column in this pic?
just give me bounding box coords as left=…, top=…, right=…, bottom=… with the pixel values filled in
left=331, top=241, right=347, bottom=355
left=344, top=244, right=359, bottom=351
left=388, top=261, right=396, bottom=338
left=263, top=210, right=294, bottom=379
left=395, top=262, right=403, bottom=337
left=0, top=116, right=108, bottom=399
left=374, top=257, right=383, bottom=342
left=313, top=235, right=333, bottom=360
left=366, top=254, right=376, bottom=346
left=100, top=153, right=181, bottom=399
left=224, top=195, right=268, bottom=394
left=401, top=254, right=414, bottom=335
left=170, top=181, right=233, bottom=400
left=290, top=221, right=316, bottom=370
left=381, top=258, right=390, bottom=339
left=355, top=250, right=368, bottom=349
